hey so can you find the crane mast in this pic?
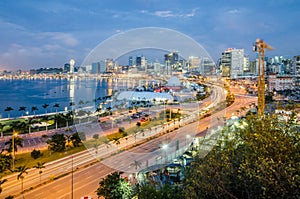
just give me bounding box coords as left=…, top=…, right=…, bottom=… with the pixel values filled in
left=253, top=39, right=274, bottom=117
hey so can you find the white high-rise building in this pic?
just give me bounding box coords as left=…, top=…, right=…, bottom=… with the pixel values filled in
left=221, top=48, right=244, bottom=78
left=69, top=59, right=75, bottom=73
left=188, top=56, right=201, bottom=72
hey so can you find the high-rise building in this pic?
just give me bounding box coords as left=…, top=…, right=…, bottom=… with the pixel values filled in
left=202, top=57, right=215, bottom=75
left=105, top=59, right=115, bottom=72
left=128, top=56, right=133, bottom=66
left=69, top=59, right=75, bottom=73
left=221, top=48, right=244, bottom=78
left=164, top=52, right=179, bottom=66
left=64, top=63, right=70, bottom=73
left=293, top=55, right=300, bottom=75
left=188, top=56, right=201, bottom=72
left=244, top=56, right=249, bottom=72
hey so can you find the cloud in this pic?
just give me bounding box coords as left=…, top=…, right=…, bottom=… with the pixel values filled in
left=227, top=9, right=242, bottom=14
left=143, top=8, right=198, bottom=18
left=42, top=32, right=79, bottom=47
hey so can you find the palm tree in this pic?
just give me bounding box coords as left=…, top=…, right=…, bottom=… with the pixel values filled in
left=93, top=142, right=100, bottom=154
left=131, top=160, right=142, bottom=179
left=102, top=139, right=111, bottom=152
left=0, top=177, right=7, bottom=194
left=34, top=162, right=45, bottom=184
left=5, top=136, right=23, bottom=153
left=16, top=165, right=28, bottom=194
left=4, top=107, right=14, bottom=119
left=65, top=134, right=73, bottom=148
left=112, top=137, right=121, bottom=150
left=42, top=104, right=49, bottom=114
left=31, top=106, right=38, bottom=116
left=18, top=106, right=26, bottom=117
left=53, top=103, right=60, bottom=113
left=78, top=100, right=84, bottom=108
left=131, top=160, right=142, bottom=171
left=26, top=118, right=36, bottom=134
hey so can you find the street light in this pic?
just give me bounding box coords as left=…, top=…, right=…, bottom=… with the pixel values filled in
left=12, top=132, right=18, bottom=170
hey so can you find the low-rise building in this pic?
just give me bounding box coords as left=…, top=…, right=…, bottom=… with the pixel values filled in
left=267, top=75, right=294, bottom=91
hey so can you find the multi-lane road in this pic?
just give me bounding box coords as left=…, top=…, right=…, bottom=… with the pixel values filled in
left=1, top=84, right=257, bottom=199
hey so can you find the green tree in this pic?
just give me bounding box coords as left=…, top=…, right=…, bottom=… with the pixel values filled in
left=5, top=136, right=23, bottom=153
left=71, top=132, right=82, bottom=147
left=93, top=134, right=99, bottom=140
left=47, top=133, right=66, bottom=152
left=16, top=165, right=28, bottom=194
left=42, top=103, right=49, bottom=114
left=93, top=142, right=100, bottom=154
left=53, top=103, right=60, bottom=113
left=136, top=184, right=182, bottom=199
left=0, top=177, right=7, bottom=194
left=18, top=106, right=26, bottom=116
left=182, top=114, right=300, bottom=199
left=130, top=160, right=142, bottom=171
left=103, top=139, right=111, bottom=152
left=113, top=137, right=121, bottom=150
left=31, top=106, right=39, bottom=116
left=31, top=149, right=42, bottom=159
left=96, top=172, right=132, bottom=199
left=34, top=162, right=45, bottom=184
left=0, top=152, right=11, bottom=173
left=4, top=107, right=14, bottom=119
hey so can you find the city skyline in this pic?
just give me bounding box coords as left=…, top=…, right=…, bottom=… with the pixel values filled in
left=0, top=0, right=300, bottom=70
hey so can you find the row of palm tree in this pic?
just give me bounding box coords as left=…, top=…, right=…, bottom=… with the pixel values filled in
left=3, top=94, right=113, bottom=119
left=0, top=162, right=46, bottom=196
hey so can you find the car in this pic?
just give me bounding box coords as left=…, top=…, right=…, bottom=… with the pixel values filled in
left=80, top=196, right=92, bottom=199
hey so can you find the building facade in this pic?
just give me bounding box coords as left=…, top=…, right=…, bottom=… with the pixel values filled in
left=267, top=75, right=294, bottom=91
left=221, top=48, right=244, bottom=78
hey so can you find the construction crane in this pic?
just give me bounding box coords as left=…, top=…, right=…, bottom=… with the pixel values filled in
left=253, top=38, right=274, bottom=117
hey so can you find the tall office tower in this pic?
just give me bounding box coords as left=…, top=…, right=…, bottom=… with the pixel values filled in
left=136, top=56, right=142, bottom=67
left=128, top=56, right=133, bottom=66
left=141, top=56, right=147, bottom=69
left=293, top=55, right=300, bottom=75
left=202, top=57, right=216, bottom=75
left=69, top=59, right=75, bottom=73
left=105, top=59, right=115, bottom=72
left=153, top=60, right=161, bottom=74
left=64, top=63, right=70, bottom=73
left=99, top=61, right=107, bottom=73
left=136, top=56, right=146, bottom=71
left=188, top=56, right=201, bottom=72
left=164, top=51, right=179, bottom=66
left=244, top=56, right=250, bottom=72
left=221, top=48, right=244, bottom=78
left=249, top=60, right=257, bottom=75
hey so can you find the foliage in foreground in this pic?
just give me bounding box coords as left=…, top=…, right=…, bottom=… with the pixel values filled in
left=96, top=172, right=132, bottom=199
left=183, top=114, right=300, bottom=199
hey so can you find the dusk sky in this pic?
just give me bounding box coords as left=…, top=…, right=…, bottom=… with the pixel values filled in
left=0, top=0, right=299, bottom=70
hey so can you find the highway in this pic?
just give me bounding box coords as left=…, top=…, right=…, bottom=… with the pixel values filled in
left=1, top=84, right=257, bottom=199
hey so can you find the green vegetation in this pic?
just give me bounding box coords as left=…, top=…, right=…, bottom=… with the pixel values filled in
left=13, top=145, right=86, bottom=170
left=182, top=114, right=300, bottom=199
left=96, top=172, right=132, bottom=199
left=116, top=113, right=299, bottom=199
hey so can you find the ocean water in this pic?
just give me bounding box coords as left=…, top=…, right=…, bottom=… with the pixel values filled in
left=0, top=78, right=112, bottom=118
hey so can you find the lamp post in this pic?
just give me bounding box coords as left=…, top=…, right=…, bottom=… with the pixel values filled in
left=12, top=132, right=18, bottom=170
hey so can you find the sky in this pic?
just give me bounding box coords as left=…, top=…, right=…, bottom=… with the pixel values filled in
left=0, top=0, right=299, bottom=70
